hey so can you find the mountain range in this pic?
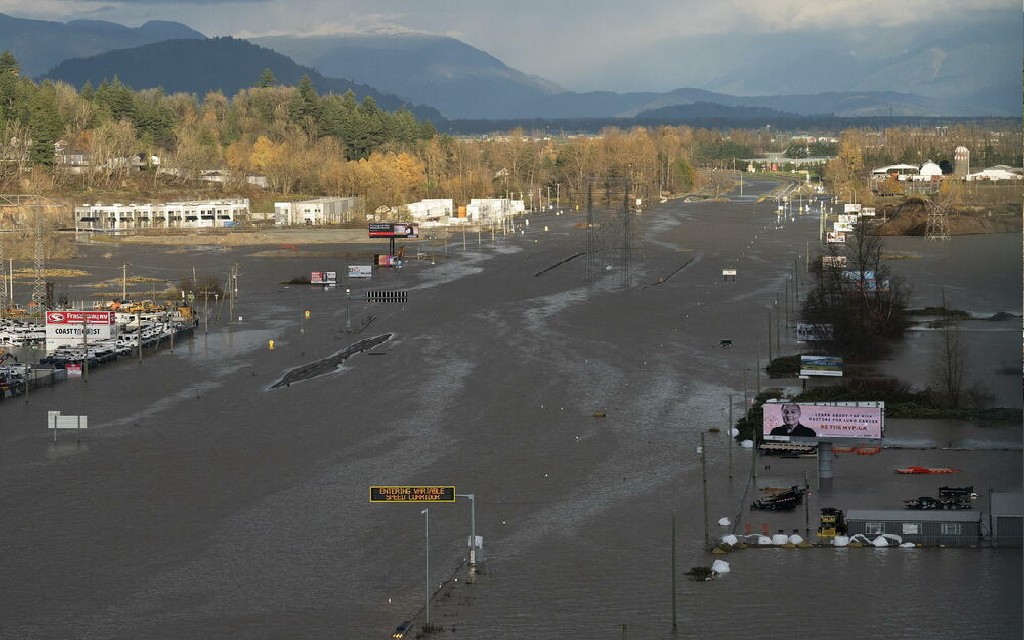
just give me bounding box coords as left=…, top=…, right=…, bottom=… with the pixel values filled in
left=42, top=37, right=445, bottom=124
left=2, top=12, right=1017, bottom=124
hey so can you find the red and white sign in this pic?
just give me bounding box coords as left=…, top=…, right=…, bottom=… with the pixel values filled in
left=46, top=311, right=115, bottom=325
left=46, top=310, right=116, bottom=348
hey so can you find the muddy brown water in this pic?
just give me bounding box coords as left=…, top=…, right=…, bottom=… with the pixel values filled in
left=2, top=181, right=1020, bottom=639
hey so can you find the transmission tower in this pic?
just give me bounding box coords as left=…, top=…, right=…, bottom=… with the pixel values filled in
left=32, top=207, right=46, bottom=311
left=0, top=194, right=63, bottom=315
left=924, top=198, right=950, bottom=241
left=0, top=232, right=5, bottom=315
left=584, top=176, right=643, bottom=287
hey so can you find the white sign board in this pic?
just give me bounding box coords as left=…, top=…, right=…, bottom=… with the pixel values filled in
left=46, top=310, right=116, bottom=349
left=47, top=410, right=88, bottom=430
left=348, top=265, right=372, bottom=279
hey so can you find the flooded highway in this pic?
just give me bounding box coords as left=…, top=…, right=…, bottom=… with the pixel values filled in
left=1, top=179, right=1020, bottom=639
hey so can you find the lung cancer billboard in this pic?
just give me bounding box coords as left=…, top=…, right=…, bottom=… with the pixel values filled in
left=368, top=222, right=418, bottom=238
left=762, top=401, right=884, bottom=441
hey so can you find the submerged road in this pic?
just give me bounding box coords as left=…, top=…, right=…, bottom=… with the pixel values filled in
left=1, top=178, right=1020, bottom=639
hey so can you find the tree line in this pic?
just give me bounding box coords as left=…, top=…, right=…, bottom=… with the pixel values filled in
left=1, top=49, right=1020, bottom=217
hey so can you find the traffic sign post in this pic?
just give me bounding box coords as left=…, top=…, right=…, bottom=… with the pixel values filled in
left=369, top=486, right=455, bottom=502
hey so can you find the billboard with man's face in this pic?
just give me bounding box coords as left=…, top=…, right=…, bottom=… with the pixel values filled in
left=762, top=401, right=884, bottom=440
left=369, top=222, right=418, bottom=238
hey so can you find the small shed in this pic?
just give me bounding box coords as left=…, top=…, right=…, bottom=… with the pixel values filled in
left=845, top=509, right=981, bottom=546
left=989, top=492, right=1023, bottom=547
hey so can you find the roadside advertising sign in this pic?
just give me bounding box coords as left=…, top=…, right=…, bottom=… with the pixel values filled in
left=821, top=255, right=848, bottom=268
left=800, top=355, right=843, bottom=377
left=368, top=222, right=418, bottom=238
left=796, top=323, right=834, bottom=342
left=310, top=271, right=338, bottom=285
left=348, top=265, right=372, bottom=279
left=827, top=231, right=847, bottom=243
left=763, top=401, right=884, bottom=440
left=860, top=207, right=876, bottom=217
left=843, top=203, right=862, bottom=214
left=46, top=310, right=114, bottom=325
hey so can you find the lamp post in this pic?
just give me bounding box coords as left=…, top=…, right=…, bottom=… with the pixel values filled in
left=727, top=396, right=734, bottom=479
left=700, top=432, right=710, bottom=550
left=346, top=288, right=351, bottom=331
left=421, top=508, right=430, bottom=627
left=456, top=493, right=477, bottom=569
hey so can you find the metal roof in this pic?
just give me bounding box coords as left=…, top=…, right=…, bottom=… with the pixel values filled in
left=846, top=510, right=981, bottom=523
left=990, top=493, right=1023, bottom=517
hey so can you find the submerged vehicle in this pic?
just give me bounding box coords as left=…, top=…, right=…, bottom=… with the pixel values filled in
left=751, top=485, right=806, bottom=511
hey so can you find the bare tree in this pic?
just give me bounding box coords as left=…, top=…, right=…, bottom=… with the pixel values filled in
left=931, top=316, right=969, bottom=409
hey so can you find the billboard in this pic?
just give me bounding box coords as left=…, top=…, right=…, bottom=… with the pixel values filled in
left=821, top=255, right=847, bottom=268
left=796, top=323, right=834, bottom=342
left=348, top=265, right=372, bottom=279
left=800, top=355, right=843, bottom=377
left=369, top=222, right=418, bottom=238
left=826, top=231, right=846, bottom=244
left=46, top=310, right=116, bottom=347
left=843, top=203, right=862, bottom=214
left=860, top=207, right=876, bottom=217
left=46, top=310, right=114, bottom=325
left=310, top=271, right=337, bottom=285
left=842, top=270, right=890, bottom=292
left=762, top=401, right=884, bottom=440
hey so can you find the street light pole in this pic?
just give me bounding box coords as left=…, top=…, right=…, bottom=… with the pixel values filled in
left=456, top=493, right=477, bottom=569
left=727, top=395, right=733, bottom=479
left=421, top=508, right=430, bottom=627
left=700, top=432, right=710, bottom=550
left=346, top=288, right=351, bottom=331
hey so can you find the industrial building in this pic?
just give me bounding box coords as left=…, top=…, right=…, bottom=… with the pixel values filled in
left=273, top=197, right=363, bottom=225
left=75, top=199, right=249, bottom=231
left=844, top=510, right=982, bottom=546
left=989, top=492, right=1023, bottom=546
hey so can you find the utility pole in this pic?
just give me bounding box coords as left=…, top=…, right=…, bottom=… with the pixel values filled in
left=671, top=512, right=677, bottom=635
left=700, top=432, right=710, bottom=549
left=121, top=263, right=130, bottom=301
left=727, top=396, right=733, bottom=479
left=228, top=264, right=240, bottom=323
left=82, top=314, right=89, bottom=382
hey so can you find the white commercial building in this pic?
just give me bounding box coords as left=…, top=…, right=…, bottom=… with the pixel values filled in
left=274, top=197, right=363, bottom=225
left=75, top=199, right=249, bottom=231
left=403, top=199, right=454, bottom=221
left=964, top=165, right=1023, bottom=182
left=464, top=198, right=525, bottom=222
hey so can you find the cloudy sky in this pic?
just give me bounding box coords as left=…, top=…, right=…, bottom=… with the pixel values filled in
left=0, top=0, right=1017, bottom=93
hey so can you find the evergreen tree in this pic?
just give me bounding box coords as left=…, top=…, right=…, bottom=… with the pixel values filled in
left=94, top=76, right=136, bottom=122
left=258, top=68, right=277, bottom=88
left=0, top=50, right=25, bottom=126
left=28, top=84, right=63, bottom=167
left=288, top=75, right=321, bottom=137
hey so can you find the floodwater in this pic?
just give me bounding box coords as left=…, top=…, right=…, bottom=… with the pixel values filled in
left=1, top=181, right=1020, bottom=640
